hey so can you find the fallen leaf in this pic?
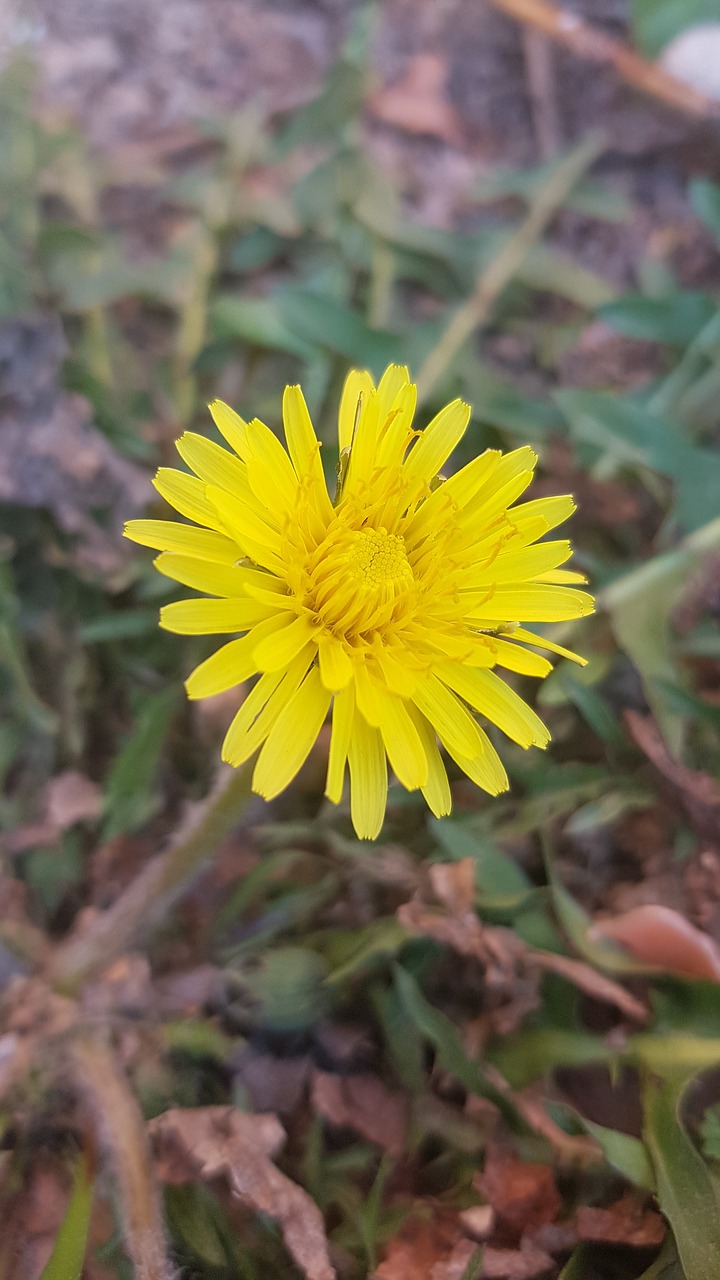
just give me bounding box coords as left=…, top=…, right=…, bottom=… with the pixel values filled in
left=0, top=977, right=78, bottom=1100
left=477, top=1147, right=561, bottom=1245
left=311, top=1069, right=409, bottom=1156
left=481, top=1242, right=555, bottom=1280
left=45, top=771, right=104, bottom=831
left=148, top=1106, right=335, bottom=1280
left=429, top=858, right=476, bottom=915
left=589, top=904, right=720, bottom=981
left=373, top=1212, right=476, bottom=1280
left=625, top=710, right=720, bottom=840
left=575, top=1193, right=665, bottom=1247
left=529, top=950, right=647, bottom=1022
left=398, top=882, right=646, bottom=1020
left=369, top=54, right=464, bottom=147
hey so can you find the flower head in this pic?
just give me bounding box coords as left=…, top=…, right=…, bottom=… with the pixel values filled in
left=125, top=366, right=593, bottom=838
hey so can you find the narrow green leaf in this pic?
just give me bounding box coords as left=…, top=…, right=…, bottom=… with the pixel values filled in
left=39, top=1154, right=94, bottom=1280
left=393, top=965, right=522, bottom=1127
left=643, top=1074, right=720, bottom=1280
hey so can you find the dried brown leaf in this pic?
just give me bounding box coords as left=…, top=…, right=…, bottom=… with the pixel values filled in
left=369, top=54, right=464, bottom=146
left=589, top=904, right=720, bottom=981
left=575, top=1193, right=665, bottom=1247
left=625, top=710, right=720, bottom=839
left=477, top=1147, right=561, bottom=1245
left=398, top=880, right=646, bottom=1020
left=45, top=771, right=103, bottom=831
left=312, top=1069, right=409, bottom=1156
left=481, top=1242, right=555, bottom=1280
left=149, top=1106, right=335, bottom=1280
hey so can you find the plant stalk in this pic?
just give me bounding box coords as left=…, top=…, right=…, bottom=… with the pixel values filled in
left=48, top=762, right=254, bottom=993
left=415, top=134, right=605, bottom=405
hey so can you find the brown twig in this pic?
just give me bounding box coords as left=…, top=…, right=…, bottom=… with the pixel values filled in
left=69, top=1034, right=172, bottom=1280
left=48, top=762, right=254, bottom=993
left=522, top=27, right=563, bottom=157
left=484, top=0, right=720, bottom=119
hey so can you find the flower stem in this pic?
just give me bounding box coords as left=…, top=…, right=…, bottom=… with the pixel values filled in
left=48, top=762, right=254, bottom=993
left=415, top=133, right=605, bottom=406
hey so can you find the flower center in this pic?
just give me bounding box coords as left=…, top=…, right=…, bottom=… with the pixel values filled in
left=348, top=527, right=413, bottom=589
left=304, top=523, right=416, bottom=641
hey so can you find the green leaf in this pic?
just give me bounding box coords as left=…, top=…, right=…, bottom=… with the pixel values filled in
left=690, top=178, right=720, bottom=243
left=599, top=291, right=717, bottom=345
left=643, top=1073, right=720, bottom=1280
left=393, top=965, right=523, bottom=1127
left=519, top=243, right=616, bottom=309
left=578, top=1115, right=656, bottom=1191
left=474, top=162, right=633, bottom=222
left=39, top=1154, right=94, bottom=1280
left=324, top=918, right=410, bottom=986
left=601, top=515, right=720, bottom=752
left=700, top=1104, right=720, bottom=1161
left=279, top=288, right=400, bottom=375
left=103, top=688, right=178, bottom=837
left=489, top=1029, right=612, bottom=1088
left=211, top=294, right=318, bottom=358
left=543, top=842, right=658, bottom=975
left=631, top=0, right=720, bottom=57
left=429, top=818, right=531, bottom=897
left=274, top=62, right=365, bottom=154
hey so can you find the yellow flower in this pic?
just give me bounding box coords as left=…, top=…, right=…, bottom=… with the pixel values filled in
left=125, top=365, right=593, bottom=839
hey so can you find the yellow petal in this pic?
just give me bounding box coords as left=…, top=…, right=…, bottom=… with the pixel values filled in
left=153, top=468, right=225, bottom=530
left=318, top=634, right=353, bottom=691
left=376, top=688, right=428, bottom=790
left=469, top=584, right=595, bottom=623
left=160, top=597, right=276, bottom=635
left=348, top=711, right=387, bottom=840
left=406, top=703, right=452, bottom=818
left=253, top=666, right=331, bottom=799
left=511, top=627, right=588, bottom=667
left=124, top=519, right=239, bottom=563
left=338, top=368, right=375, bottom=452
left=185, top=616, right=285, bottom=699
left=185, top=636, right=260, bottom=699
left=486, top=637, right=552, bottom=678
left=465, top=541, right=572, bottom=588
left=411, top=673, right=484, bottom=760
left=205, top=484, right=284, bottom=573
left=376, top=380, right=418, bottom=469
left=441, top=726, right=509, bottom=796
left=222, top=648, right=314, bottom=766
left=511, top=494, right=576, bottom=532
left=208, top=400, right=252, bottom=460
left=176, top=432, right=249, bottom=497
left=375, top=364, right=411, bottom=420
left=325, top=683, right=355, bottom=803
left=244, top=417, right=299, bottom=512
left=282, top=386, right=333, bottom=520
left=535, top=569, right=588, bottom=585
left=253, top=613, right=318, bottom=672
left=404, top=398, right=470, bottom=485
left=374, top=647, right=418, bottom=698
left=436, top=663, right=549, bottom=749
left=154, top=553, right=254, bottom=598
left=353, top=661, right=384, bottom=728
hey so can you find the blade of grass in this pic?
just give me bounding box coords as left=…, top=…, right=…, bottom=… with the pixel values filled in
left=415, top=134, right=605, bottom=404
left=38, top=1152, right=94, bottom=1280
